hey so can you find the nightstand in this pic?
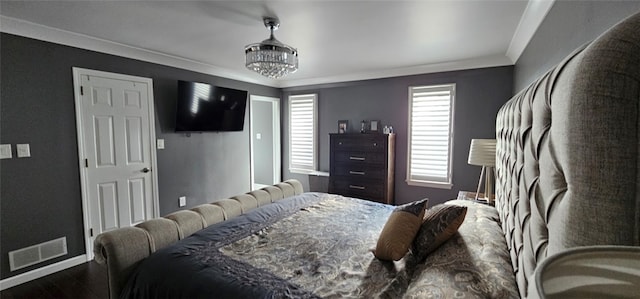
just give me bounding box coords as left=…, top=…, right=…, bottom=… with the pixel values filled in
left=457, top=191, right=495, bottom=206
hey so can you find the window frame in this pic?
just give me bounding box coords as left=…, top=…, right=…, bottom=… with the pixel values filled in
left=288, top=94, right=318, bottom=175
left=406, top=83, right=456, bottom=189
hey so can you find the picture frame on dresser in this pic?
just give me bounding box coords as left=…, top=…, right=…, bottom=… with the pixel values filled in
left=370, top=120, right=380, bottom=132
left=338, top=120, right=348, bottom=133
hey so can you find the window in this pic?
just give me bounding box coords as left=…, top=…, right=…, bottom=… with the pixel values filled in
left=288, top=94, right=317, bottom=174
left=407, top=84, right=455, bottom=188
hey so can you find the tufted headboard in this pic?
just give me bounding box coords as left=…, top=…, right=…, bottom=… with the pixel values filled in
left=495, top=11, right=640, bottom=298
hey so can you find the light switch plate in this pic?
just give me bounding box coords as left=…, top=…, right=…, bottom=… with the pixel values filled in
left=16, top=144, right=31, bottom=158
left=179, top=196, right=186, bottom=207
left=0, top=144, right=12, bottom=159
left=157, top=139, right=165, bottom=149
left=256, top=133, right=262, bottom=140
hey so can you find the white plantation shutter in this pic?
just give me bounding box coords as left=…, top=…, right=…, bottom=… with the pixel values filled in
left=407, top=84, right=455, bottom=188
left=289, top=94, right=317, bottom=173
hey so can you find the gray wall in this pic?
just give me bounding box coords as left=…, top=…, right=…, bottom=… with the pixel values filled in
left=0, top=33, right=279, bottom=279
left=514, top=1, right=640, bottom=92
left=283, top=66, right=513, bottom=206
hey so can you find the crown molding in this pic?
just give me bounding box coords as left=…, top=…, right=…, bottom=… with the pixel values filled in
left=2, top=12, right=535, bottom=89
left=0, top=16, right=277, bottom=87
left=278, top=54, right=513, bottom=88
left=506, top=0, right=556, bottom=63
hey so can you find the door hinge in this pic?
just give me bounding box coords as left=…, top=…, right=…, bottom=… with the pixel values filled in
left=80, top=86, right=84, bottom=96
left=90, top=228, right=94, bottom=237
left=84, top=159, right=88, bottom=168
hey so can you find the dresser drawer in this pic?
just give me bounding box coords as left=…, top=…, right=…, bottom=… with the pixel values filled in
left=331, top=134, right=386, bottom=152
left=331, top=179, right=385, bottom=203
left=332, top=164, right=386, bottom=180
left=334, top=151, right=386, bottom=164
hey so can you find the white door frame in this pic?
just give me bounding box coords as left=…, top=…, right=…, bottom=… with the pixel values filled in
left=72, top=67, right=160, bottom=260
left=249, top=95, right=281, bottom=189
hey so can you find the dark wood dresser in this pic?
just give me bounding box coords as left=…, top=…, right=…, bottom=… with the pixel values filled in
left=328, top=133, right=395, bottom=204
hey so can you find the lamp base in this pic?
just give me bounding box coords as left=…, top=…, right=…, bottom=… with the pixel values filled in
left=474, top=166, right=495, bottom=203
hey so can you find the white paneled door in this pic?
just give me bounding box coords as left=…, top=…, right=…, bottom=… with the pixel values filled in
left=73, top=68, right=159, bottom=259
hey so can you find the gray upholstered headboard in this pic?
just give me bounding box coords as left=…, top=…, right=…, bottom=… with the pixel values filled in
left=495, top=11, right=640, bottom=298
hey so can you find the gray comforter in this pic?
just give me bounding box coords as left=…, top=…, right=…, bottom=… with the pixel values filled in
left=121, top=193, right=517, bottom=298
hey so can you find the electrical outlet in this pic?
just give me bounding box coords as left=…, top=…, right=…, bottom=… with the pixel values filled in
left=157, top=139, right=165, bottom=149
left=179, top=196, right=186, bottom=207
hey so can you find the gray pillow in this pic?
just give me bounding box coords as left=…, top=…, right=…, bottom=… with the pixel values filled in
left=412, top=204, right=467, bottom=262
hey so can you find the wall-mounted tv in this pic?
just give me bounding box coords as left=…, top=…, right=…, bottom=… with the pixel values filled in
left=175, top=80, right=248, bottom=132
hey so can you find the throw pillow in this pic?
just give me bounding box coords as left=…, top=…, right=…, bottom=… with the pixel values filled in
left=373, top=198, right=429, bottom=261
left=412, top=204, right=467, bottom=262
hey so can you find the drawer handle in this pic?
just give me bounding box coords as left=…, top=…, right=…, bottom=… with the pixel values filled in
left=349, top=171, right=365, bottom=175
left=349, top=185, right=366, bottom=190
left=349, top=156, right=365, bottom=161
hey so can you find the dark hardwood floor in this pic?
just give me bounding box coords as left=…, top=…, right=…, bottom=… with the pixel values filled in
left=1, top=261, right=108, bottom=299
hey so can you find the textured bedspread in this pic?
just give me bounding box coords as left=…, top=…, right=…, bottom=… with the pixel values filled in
left=414, top=200, right=519, bottom=299
left=220, top=195, right=396, bottom=298
left=121, top=194, right=517, bottom=298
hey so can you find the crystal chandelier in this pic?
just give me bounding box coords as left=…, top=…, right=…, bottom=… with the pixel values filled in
left=245, top=17, right=298, bottom=79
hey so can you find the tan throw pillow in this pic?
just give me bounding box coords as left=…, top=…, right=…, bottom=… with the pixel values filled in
left=373, top=198, right=429, bottom=261
left=412, top=204, right=467, bottom=262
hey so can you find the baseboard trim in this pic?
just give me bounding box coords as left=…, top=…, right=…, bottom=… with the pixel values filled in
left=0, top=255, right=87, bottom=291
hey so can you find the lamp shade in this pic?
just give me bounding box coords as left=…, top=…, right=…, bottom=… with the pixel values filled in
left=468, top=139, right=496, bottom=166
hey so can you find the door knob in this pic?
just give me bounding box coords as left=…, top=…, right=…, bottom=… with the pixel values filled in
left=142, top=167, right=150, bottom=173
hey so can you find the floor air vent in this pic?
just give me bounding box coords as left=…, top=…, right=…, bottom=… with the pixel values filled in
left=9, top=237, right=67, bottom=271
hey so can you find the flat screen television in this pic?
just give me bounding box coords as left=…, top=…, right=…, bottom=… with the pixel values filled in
left=175, top=80, right=248, bottom=132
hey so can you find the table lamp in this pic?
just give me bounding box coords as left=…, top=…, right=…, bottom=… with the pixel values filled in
left=468, top=139, right=496, bottom=202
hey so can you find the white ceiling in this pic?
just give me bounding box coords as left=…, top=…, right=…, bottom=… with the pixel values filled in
left=0, top=1, right=554, bottom=88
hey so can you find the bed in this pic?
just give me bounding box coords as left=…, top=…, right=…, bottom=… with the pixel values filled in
left=102, top=190, right=517, bottom=298
left=95, top=10, right=640, bottom=299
